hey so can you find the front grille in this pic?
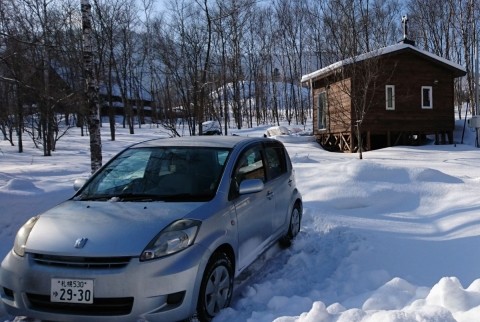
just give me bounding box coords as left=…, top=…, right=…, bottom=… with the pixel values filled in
left=32, top=254, right=131, bottom=269
left=27, top=293, right=134, bottom=315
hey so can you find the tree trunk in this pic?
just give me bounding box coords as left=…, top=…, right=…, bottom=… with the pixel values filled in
left=81, top=0, right=102, bottom=173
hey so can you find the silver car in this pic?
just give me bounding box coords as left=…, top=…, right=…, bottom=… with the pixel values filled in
left=0, top=136, right=302, bottom=322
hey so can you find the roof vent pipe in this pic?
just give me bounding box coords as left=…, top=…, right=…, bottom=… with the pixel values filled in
left=401, top=15, right=416, bottom=46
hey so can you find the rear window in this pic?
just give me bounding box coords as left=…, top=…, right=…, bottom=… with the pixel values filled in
left=265, top=145, right=287, bottom=180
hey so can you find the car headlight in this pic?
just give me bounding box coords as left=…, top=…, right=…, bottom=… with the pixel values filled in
left=13, top=216, right=39, bottom=257
left=140, top=219, right=201, bottom=261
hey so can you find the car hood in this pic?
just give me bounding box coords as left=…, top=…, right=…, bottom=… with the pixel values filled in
left=25, top=200, right=204, bottom=257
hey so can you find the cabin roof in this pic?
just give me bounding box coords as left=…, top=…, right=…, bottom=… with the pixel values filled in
left=301, top=43, right=466, bottom=83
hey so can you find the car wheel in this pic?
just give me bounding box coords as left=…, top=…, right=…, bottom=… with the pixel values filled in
left=280, top=202, right=301, bottom=248
left=196, top=252, right=234, bottom=322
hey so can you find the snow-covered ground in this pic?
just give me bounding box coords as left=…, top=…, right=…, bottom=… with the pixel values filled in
left=1, top=118, right=480, bottom=322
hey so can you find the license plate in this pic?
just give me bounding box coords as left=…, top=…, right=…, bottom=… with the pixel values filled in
left=51, top=278, right=94, bottom=304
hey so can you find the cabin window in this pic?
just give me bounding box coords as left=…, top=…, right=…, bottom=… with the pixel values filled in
left=421, top=86, right=433, bottom=109
left=385, top=85, right=395, bottom=110
left=317, top=91, right=327, bottom=129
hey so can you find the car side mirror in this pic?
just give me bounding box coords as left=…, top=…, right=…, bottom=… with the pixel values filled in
left=238, top=179, right=264, bottom=195
left=73, top=178, right=88, bottom=191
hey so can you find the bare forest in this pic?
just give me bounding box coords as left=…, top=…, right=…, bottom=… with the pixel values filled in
left=0, top=0, right=478, bottom=157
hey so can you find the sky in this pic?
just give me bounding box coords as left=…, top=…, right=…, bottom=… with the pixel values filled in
left=1, top=115, right=480, bottom=321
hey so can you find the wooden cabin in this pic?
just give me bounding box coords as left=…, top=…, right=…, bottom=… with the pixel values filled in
left=301, top=41, right=466, bottom=152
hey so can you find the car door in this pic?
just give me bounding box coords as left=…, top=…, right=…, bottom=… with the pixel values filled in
left=230, top=144, right=273, bottom=270
left=264, top=141, right=294, bottom=236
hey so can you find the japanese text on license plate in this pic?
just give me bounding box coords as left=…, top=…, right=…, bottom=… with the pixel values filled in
left=51, top=278, right=94, bottom=304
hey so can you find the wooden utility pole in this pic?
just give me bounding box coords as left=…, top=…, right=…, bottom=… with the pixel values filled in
left=81, top=0, right=102, bottom=173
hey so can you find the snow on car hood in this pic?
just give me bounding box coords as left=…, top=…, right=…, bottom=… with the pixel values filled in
left=24, top=200, right=204, bottom=257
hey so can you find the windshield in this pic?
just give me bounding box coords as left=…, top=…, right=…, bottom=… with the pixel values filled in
left=76, top=146, right=231, bottom=202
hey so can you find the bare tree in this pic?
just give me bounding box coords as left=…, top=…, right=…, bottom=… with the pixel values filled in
left=0, top=0, right=79, bottom=154
left=81, top=0, right=102, bottom=173
left=273, top=0, right=309, bottom=126
left=1, top=0, right=473, bottom=151
left=409, top=0, right=453, bottom=58
left=408, top=0, right=478, bottom=117
left=91, top=0, right=128, bottom=141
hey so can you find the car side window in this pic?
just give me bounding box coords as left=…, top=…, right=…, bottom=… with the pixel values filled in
left=265, top=144, right=287, bottom=180
left=229, top=145, right=265, bottom=200
left=234, top=146, right=266, bottom=183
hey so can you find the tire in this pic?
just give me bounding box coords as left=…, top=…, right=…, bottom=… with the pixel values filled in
left=196, top=253, right=234, bottom=322
left=279, top=203, right=302, bottom=248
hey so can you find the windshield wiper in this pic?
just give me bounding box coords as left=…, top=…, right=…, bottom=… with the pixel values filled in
left=116, top=193, right=211, bottom=202
left=77, top=193, right=212, bottom=202
left=112, top=193, right=166, bottom=202
left=76, top=195, right=112, bottom=201
left=76, top=193, right=159, bottom=202
left=160, top=194, right=213, bottom=202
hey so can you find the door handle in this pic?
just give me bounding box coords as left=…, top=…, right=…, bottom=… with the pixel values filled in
left=288, top=179, right=293, bottom=186
left=267, top=191, right=274, bottom=200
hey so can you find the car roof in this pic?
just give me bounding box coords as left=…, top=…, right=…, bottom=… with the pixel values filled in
left=130, top=135, right=278, bottom=149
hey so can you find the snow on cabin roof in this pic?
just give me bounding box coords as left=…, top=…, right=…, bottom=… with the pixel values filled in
left=301, top=43, right=466, bottom=83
